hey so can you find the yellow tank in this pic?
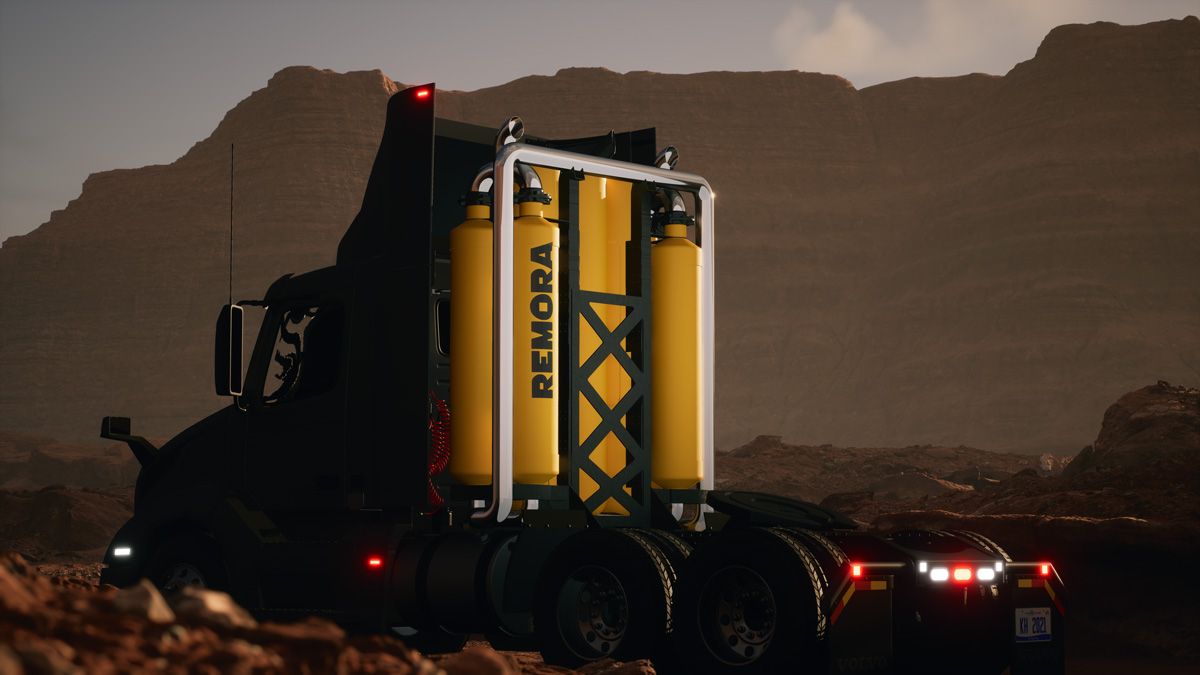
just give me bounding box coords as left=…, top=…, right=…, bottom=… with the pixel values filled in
left=600, top=179, right=632, bottom=514
left=572, top=177, right=637, bottom=514
left=449, top=202, right=494, bottom=485
left=604, top=179, right=632, bottom=432
left=576, top=176, right=609, bottom=502
left=513, top=198, right=560, bottom=485
left=651, top=219, right=704, bottom=488
left=450, top=189, right=561, bottom=486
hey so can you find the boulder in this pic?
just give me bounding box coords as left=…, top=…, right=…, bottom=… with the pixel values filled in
left=112, top=579, right=174, bottom=624
left=170, top=586, right=258, bottom=630
left=439, top=645, right=517, bottom=675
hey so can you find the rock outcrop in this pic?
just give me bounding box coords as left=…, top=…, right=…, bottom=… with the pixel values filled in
left=1064, top=380, right=1200, bottom=477
left=0, top=486, right=132, bottom=562
left=714, top=434, right=1059, bottom=504
left=848, top=383, right=1200, bottom=660
left=1, top=18, right=1197, bottom=457
left=817, top=381, right=1200, bottom=525
left=0, top=431, right=138, bottom=489
left=920, top=382, right=1200, bottom=523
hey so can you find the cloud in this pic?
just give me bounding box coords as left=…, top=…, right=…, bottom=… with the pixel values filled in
left=772, top=0, right=1110, bottom=87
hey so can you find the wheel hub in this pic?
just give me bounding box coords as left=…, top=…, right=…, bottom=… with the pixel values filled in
left=557, top=565, right=629, bottom=657
left=161, top=562, right=206, bottom=593
left=700, top=565, right=776, bottom=664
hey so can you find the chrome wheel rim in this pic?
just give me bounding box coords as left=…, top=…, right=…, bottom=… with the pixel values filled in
left=556, top=565, right=629, bottom=657
left=161, top=562, right=206, bottom=592
left=699, top=565, right=776, bottom=664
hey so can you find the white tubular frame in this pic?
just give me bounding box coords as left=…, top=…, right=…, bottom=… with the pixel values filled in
left=472, top=144, right=715, bottom=523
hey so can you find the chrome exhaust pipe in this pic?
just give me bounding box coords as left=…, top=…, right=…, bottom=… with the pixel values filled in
left=654, top=146, right=689, bottom=221
left=468, top=116, right=544, bottom=197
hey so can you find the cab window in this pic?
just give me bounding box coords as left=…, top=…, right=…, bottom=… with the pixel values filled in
left=262, top=304, right=343, bottom=404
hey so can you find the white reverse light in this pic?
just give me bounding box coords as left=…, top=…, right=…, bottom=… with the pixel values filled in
left=918, top=561, right=928, bottom=573
left=976, top=567, right=996, bottom=582
left=112, top=546, right=132, bottom=558
left=994, top=561, right=1004, bottom=573
left=929, top=566, right=949, bottom=582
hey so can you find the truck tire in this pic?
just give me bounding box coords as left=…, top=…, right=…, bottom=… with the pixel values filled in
left=672, top=527, right=827, bottom=674
left=533, top=528, right=677, bottom=667
left=632, top=528, right=693, bottom=673
left=947, top=529, right=1013, bottom=562
left=636, top=528, right=693, bottom=570
left=484, top=626, right=539, bottom=652
left=779, top=526, right=849, bottom=591
left=145, top=530, right=228, bottom=594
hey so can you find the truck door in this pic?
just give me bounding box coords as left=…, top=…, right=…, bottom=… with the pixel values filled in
left=244, top=301, right=347, bottom=511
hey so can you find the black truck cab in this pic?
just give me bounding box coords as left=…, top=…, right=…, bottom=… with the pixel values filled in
left=98, top=84, right=1064, bottom=674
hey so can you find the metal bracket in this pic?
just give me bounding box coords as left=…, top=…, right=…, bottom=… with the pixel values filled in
left=573, top=291, right=648, bottom=518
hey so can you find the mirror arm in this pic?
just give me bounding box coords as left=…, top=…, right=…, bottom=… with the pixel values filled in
left=100, top=416, right=158, bottom=466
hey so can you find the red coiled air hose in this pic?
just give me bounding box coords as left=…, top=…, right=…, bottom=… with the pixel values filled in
left=427, top=390, right=451, bottom=509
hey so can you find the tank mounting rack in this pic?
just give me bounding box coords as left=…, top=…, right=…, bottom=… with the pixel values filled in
left=473, top=144, right=714, bottom=524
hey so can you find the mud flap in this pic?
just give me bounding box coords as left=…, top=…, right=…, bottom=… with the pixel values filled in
left=1009, top=567, right=1066, bottom=675
left=827, top=575, right=894, bottom=674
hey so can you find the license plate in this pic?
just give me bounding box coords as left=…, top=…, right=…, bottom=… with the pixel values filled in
left=1015, top=607, right=1052, bottom=642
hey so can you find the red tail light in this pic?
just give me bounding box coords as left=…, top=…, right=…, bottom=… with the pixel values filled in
left=414, top=88, right=431, bottom=99
left=851, top=563, right=863, bottom=578
left=367, top=556, right=383, bottom=569
left=952, top=566, right=973, bottom=583
left=1040, top=563, right=1050, bottom=576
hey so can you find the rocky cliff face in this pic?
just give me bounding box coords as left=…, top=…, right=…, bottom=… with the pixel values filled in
left=1, top=18, right=1197, bottom=453
left=0, top=67, right=400, bottom=441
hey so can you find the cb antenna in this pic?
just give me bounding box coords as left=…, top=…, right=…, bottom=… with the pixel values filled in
left=229, top=143, right=234, bottom=306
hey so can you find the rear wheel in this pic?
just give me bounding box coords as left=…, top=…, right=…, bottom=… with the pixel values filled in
left=146, top=531, right=228, bottom=594
left=534, top=529, right=678, bottom=667
left=484, top=626, right=539, bottom=652
left=673, top=527, right=828, bottom=673
left=636, top=528, right=692, bottom=571
left=699, top=565, right=778, bottom=665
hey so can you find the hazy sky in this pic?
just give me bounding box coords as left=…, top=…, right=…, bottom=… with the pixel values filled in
left=1, top=0, right=1194, bottom=244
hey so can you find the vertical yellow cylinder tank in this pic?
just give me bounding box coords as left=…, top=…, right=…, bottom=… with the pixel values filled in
left=450, top=188, right=561, bottom=486
left=603, top=177, right=632, bottom=481
left=600, top=179, right=632, bottom=514
left=651, top=218, right=704, bottom=488
left=449, top=201, right=493, bottom=485
left=577, top=176, right=609, bottom=502
left=513, top=196, right=560, bottom=485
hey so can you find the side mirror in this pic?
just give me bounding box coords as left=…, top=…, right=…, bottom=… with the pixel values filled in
left=215, top=304, right=244, bottom=396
